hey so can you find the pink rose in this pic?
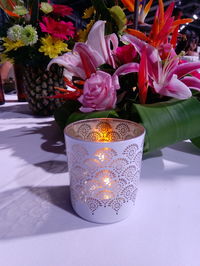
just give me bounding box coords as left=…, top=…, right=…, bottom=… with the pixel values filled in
left=78, top=71, right=117, bottom=112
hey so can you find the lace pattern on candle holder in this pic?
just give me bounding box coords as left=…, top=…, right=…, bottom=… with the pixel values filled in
left=66, top=120, right=144, bottom=142
left=69, top=143, right=142, bottom=215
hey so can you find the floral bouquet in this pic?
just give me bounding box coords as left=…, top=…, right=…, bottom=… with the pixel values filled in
left=46, top=0, right=200, bottom=153
left=0, top=0, right=76, bottom=64
left=0, top=0, right=77, bottom=115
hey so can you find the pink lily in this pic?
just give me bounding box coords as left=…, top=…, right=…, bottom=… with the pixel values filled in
left=121, top=34, right=200, bottom=99
left=151, top=54, right=200, bottom=99
left=47, top=21, right=118, bottom=81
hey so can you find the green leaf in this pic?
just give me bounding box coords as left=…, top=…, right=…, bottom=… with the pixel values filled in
left=109, top=6, right=127, bottom=32
left=66, top=109, right=119, bottom=125
left=191, top=137, right=200, bottom=149
left=91, top=0, right=118, bottom=34
left=128, top=97, right=200, bottom=153
left=54, top=100, right=119, bottom=131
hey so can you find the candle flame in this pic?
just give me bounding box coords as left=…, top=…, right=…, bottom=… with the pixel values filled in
left=97, top=153, right=105, bottom=162
left=103, top=177, right=111, bottom=186
left=103, top=194, right=112, bottom=200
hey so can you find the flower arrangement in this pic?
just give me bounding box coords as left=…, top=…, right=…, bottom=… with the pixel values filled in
left=0, top=0, right=76, bottom=65
left=0, top=0, right=78, bottom=116
left=46, top=0, right=200, bottom=153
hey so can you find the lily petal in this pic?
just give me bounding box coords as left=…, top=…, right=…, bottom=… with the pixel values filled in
left=105, top=33, right=119, bottom=68
left=145, top=45, right=161, bottom=82
left=175, top=62, right=200, bottom=79
left=114, top=62, right=139, bottom=76
left=87, top=20, right=109, bottom=64
left=181, top=76, right=200, bottom=91
left=113, top=63, right=139, bottom=90
left=121, top=34, right=146, bottom=55
left=74, top=43, right=105, bottom=78
left=47, top=52, right=86, bottom=80
left=154, top=74, right=192, bottom=99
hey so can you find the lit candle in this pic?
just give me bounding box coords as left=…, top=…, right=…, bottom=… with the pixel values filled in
left=64, top=118, right=145, bottom=223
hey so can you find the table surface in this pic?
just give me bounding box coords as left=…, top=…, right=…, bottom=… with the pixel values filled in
left=0, top=96, right=200, bottom=266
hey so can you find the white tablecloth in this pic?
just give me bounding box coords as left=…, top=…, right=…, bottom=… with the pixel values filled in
left=0, top=97, right=200, bottom=266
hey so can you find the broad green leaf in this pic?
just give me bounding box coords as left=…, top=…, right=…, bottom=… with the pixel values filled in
left=191, top=137, right=200, bottom=149
left=128, top=97, right=200, bottom=153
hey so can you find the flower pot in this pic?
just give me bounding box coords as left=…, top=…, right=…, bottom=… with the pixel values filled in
left=16, top=64, right=65, bottom=116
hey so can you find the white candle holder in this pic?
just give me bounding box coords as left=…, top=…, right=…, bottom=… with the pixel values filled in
left=64, top=118, right=145, bottom=223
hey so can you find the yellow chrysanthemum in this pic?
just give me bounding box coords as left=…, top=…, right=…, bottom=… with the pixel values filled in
left=2, top=37, right=24, bottom=52
left=77, top=20, right=95, bottom=42
left=82, top=6, right=95, bottom=19
left=39, top=35, right=71, bottom=58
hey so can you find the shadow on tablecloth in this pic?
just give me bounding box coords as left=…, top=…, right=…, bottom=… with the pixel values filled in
left=0, top=119, right=67, bottom=174
left=0, top=185, right=102, bottom=240
left=0, top=103, right=32, bottom=117
left=141, top=141, right=200, bottom=181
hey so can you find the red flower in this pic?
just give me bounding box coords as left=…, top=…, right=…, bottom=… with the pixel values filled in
left=52, top=4, right=73, bottom=17
left=39, top=17, right=75, bottom=40
left=116, top=44, right=137, bottom=64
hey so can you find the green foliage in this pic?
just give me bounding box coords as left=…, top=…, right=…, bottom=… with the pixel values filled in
left=127, top=97, right=200, bottom=153
left=91, top=0, right=118, bottom=34
left=54, top=94, right=200, bottom=154
left=54, top=100, right=119, bottom=131
left=109, top=6, right=127, bottom=32
left=191, top=137, right=200, bottom=149
left=66, top=109, right=119, bottom=125
left=54, top=100, right=81, bottom=131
